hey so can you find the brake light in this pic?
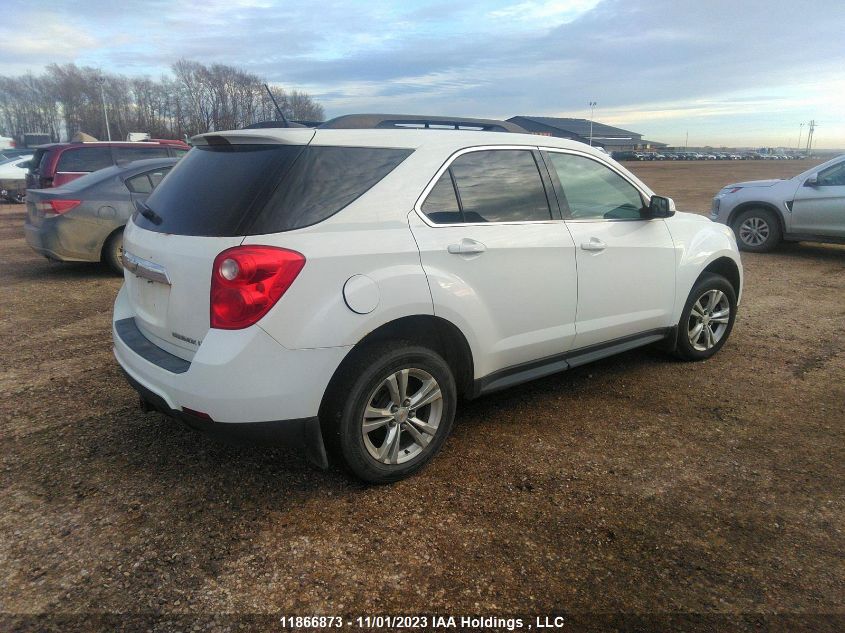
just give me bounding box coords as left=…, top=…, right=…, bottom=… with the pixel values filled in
left=210, top=246, right=305, bottom=330
left=37, top=199, right=81, bottom=216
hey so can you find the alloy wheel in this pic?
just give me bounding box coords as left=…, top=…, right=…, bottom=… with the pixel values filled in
left=688, top=289, right=731, bottom=351
left=361, top=368, right=443, bottom=465
left=738, top=216, right=769, bottom=247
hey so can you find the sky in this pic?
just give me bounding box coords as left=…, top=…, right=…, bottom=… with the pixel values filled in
left=1, top=0, right=843, bottom=148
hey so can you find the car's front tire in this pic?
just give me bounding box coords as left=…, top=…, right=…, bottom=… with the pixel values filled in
left=731, top=207, right=781, bottom=252
left=322, top=341, right=457, bottom=483
left=674, top=273, right=737, bottom=361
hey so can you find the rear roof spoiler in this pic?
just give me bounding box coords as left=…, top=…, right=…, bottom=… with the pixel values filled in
left=191, top=129, right=316, bottom=146
left=319, top=114, right=526, bottom=133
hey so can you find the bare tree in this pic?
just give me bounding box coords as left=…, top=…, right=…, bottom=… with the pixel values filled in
left=0, top=60, right=325, bottom=142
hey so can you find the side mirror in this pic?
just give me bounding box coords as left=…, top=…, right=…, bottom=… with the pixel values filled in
left=804, top=173, right=819, bottom=187
left=648, top=195, right=676, bottom=218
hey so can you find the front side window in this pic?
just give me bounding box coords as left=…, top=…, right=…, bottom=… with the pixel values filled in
left=56, top=147, right=114, bottom=173
left=817, top=161, right=845, bottom=186
left=447, top=150, right=551, bottom=223
left=548, top=153, right=644, bottom=220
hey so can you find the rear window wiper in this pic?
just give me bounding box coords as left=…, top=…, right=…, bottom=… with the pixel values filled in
left=136, top=200, right=163, bottom=225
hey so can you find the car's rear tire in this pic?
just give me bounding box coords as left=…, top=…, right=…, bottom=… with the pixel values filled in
left=674, top=272, right=737, bottom=361
left=731, top=208, right=781, bottom=252
left=103, top=229, right=124, bottom=275
left=322, top=341, right=457, bottom=484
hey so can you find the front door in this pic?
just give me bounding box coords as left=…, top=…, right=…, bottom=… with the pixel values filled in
left=543, top=150, right=676, bottom=349
left=791, top=159, right=845, bottom=237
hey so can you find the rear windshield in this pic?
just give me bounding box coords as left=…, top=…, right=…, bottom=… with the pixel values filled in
left=135, top=143, right=412, bottom=236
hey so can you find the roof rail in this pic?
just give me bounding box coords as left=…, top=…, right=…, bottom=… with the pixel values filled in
left=319, top=114, right=526, bottom=133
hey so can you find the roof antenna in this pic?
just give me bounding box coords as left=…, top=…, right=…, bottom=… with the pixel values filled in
left=263, top=83, right=291, bottom=127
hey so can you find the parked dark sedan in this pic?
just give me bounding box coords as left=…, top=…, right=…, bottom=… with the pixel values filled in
left=24, top=158, right=177, bottom=273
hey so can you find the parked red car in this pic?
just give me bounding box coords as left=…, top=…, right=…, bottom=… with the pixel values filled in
left=26, top=140, right=189, bottom=189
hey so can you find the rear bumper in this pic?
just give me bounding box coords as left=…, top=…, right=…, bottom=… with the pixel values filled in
left=24, top=218, right=100, bottom=263
left=121, top=368, right=328, bottom=468
left=112, top=285, right=350, bottom=467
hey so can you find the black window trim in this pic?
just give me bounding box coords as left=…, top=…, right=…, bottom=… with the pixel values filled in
left=540, top=147, right=653, bottom=223
left=414, top=145, right=560, bottom=227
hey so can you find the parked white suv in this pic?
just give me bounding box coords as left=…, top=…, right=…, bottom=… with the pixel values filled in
left=113, top=115, right=743, bottom=483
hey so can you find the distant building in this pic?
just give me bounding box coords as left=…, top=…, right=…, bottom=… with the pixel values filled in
left=507, top=116, right=666, bottom=152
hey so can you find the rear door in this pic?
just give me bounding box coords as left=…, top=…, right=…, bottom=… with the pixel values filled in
left=790, top=159, right=845, bottom=237
left=409, top=147, right=578, bottom=378
left=544, top=150, right=676, bottom=349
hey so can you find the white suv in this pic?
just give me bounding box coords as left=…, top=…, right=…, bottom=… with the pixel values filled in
left=113, top=115, right=743, bottom=483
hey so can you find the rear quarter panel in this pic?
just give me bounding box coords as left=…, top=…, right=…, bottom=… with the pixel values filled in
left=241, top=151, right=440, bottom=350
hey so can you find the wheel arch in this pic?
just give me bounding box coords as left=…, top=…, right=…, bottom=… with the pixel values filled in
left=727, top=201, right=786, bottom=235
left=319, top=314, right=476, bottom=419
left=699, top=256, right=741, bottom=299
left=99, top=225, right=124, bottom=263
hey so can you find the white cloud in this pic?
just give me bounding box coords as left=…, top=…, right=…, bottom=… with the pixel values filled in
left=0, top=12, right=98, bottom=60
left=489, top=0, right=600, bottom=23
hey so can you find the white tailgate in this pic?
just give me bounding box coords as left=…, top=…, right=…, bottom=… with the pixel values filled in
left=121, top=220, right=243, bottom=360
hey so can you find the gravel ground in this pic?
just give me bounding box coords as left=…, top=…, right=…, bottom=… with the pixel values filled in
left=1, top=159, right=843, bottom=631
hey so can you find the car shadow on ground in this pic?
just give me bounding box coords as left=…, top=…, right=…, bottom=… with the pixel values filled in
left=774, top=241, right=845, bottom=262
left=10, top=258, right=119, bottom=282
left=86, top=343, right=671, bottom=501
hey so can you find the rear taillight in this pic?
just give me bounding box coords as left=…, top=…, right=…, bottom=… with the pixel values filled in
left=210, top=246, right=305, bottom=330
left=37, top=199, right=81, bottom=216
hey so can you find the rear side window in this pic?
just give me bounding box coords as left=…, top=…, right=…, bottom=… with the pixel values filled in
left=125, top=167, right=172, bottom=193
left=114, top=146, right=170, bottom=163
left=444, top=150, right=551, bottom=223
left=57, top=147, right=114, bottom=173
left=135, top=144, right=411, bottom=236
left=248, top=146, right=413, bottom=233
left=136, top=144, right=304, bottom=236
left=421, top=172, right=462, bottom=223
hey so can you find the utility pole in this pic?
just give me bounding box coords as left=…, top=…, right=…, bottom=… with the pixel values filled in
left=97, top=75, right=111, bottom=141
left=588, top=101, right=596, bottom=146
left=797, top=122, right=804, bottom=152
left=805, top=120, right=816, bottom=156
left=685, top=130, right=688, bottom=150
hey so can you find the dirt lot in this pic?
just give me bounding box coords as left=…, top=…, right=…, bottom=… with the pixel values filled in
left=1, top=159, right=843, bottom=631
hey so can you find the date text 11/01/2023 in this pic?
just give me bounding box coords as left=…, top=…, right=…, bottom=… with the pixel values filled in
left=278, top=616, right=570, bottom=629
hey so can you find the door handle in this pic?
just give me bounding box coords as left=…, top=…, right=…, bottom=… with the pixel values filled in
left=581, top=238, right=607, bottom=252
left=447, top=239, right=487, bottom=255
